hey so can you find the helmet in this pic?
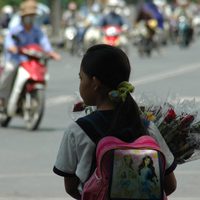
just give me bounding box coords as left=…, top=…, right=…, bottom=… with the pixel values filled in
left=2, top=5, right=13, bottom=14
left=147, top=19, right=158, bottom=29
left=91, top=3, right=101, bottom=13
left=153, top=0, right=166, bottom=7
left=20, top=1, right=37, bottom=17
left=107, top=0, right=119, bottom=7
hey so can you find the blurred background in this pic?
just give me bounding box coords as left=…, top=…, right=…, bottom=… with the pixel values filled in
left=1, top=0, right=200, bottom=54
left=0, top=0, right=200, bottom=200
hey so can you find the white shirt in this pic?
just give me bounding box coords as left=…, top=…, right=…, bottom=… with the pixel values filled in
left=54, top=121, right=175, bottom=188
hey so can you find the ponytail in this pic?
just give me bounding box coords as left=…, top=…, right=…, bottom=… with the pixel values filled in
left=108, top=94, right=148, bottom=142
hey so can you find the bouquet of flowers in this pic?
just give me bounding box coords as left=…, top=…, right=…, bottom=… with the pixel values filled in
left=137, top=94, right=200, bottom=164
left=71, top=93, right=200, bottom=165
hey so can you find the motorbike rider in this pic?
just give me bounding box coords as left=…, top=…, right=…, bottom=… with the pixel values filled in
left=62, top=1, right=79, bottom=27
left=135, top=0, right=164, bottom=29
left=134, top=0, right=165, bottom=49
left=86, top=3, right=102, bottom=27
left=0, top=5, right=14, bottom=29
left=0, top=0, right=60, bottom=108
left=9, top=0, right=50, bottom=29
left=173, top=0, right=193, bottom=20
left=62, top=1, right=88, bottom=53
left=99, top=0, right=129, bottom=31
left=173, top=0, right=194, bottom=43
left=83, top=3, right=103, bottom=49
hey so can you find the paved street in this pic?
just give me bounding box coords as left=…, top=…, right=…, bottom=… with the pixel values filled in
left=1, top=39, right=200, bottom=200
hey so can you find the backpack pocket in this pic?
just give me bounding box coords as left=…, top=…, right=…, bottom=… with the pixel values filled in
left=109, top=149, right=164, bottom=200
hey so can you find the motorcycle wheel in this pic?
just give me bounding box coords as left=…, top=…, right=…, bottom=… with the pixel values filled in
left=23, top=89, right=45, bottom=131
left=0, top=114, right=11, bottom=127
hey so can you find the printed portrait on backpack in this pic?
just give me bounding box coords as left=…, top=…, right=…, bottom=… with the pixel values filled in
left=110, top=149, right=164, bottom=200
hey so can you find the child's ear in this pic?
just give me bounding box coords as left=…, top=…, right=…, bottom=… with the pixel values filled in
left=92, top=76, right=102, bottom=91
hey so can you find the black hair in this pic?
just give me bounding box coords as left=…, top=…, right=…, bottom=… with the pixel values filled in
left=81, top=44, right=130, bottom=88
left=81, top=44, right=147, bottom=141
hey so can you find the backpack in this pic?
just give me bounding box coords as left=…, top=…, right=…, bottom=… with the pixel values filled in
left=81, top=135, right=167, bottom=200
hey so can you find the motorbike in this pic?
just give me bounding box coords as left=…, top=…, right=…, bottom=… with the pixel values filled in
left=0, top=43, right=50, bottom=130
left=177, top=16, right=193, bottom=48
left=64, top=25, right=78, bottom=55
left=83, top=26, right=102, bottom=50
left=101, top=25, right=129, bottom=54
left=132, top=20, right=159, bottom=57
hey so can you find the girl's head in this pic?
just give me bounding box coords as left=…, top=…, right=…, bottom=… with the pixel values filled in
left=80, top=44, right=131, bottom=105
left=79, top=44, right=147, bottom=141
left=79, top=44, right=131, bottom=106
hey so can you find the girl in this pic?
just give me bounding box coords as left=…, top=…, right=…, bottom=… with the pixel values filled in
left=53, top=44, right=177, bottom=199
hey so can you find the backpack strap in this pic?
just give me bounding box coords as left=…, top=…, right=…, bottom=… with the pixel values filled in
left=76, top=111, right=111, bottom=178
left=76, top=111, right=110, bottom=144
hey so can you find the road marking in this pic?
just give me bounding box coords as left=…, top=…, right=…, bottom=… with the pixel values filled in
left=133, top=62, right=200, bottom=86
left=46, top=94, right=200, bottom=107
left=46, top=95, right=75, bottom=107
left=46, top=62, right=200, bottom=107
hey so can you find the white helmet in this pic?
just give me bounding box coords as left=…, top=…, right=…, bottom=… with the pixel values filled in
left=2, top=5, right=13, bottom=14
left=107, top=0, right=119, bottom=7
left=153, top=0, right=166, bottom=7
left=91, top=3, right=101, bottom=13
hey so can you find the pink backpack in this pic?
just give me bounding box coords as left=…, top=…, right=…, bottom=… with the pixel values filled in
left=81, top=135, right=167, bottom=200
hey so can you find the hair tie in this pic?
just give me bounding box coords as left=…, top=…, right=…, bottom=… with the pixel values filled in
left=109, top=81, right=134, bottom=103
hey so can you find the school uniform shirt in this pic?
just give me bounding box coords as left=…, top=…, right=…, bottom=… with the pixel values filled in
left=53, top=111, right=176, bottom=192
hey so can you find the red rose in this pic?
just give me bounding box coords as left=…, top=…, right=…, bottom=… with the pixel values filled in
left=73, top=101, right=85, bottom=112
left=164, top=108, right=176, bottom=123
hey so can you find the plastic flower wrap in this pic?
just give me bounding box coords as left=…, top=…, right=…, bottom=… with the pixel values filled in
left=71, top=92, right=200, bottom=164
left=137, top=94, right=200, bottom=164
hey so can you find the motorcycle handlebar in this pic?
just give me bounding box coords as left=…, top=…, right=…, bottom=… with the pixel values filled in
left=19, top=47, right=52, bottom=61
left=12, top=34, right=52, bottom=60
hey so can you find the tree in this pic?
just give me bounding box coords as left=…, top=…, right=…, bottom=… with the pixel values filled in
left=0, top=0, right=22, bottom=9
left=49, top=0, right=61, bottom=37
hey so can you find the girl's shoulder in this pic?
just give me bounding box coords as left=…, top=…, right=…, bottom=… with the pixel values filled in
left=76, top=111, right=112, bottom=144
left=63, top=120, right=95, bottom=144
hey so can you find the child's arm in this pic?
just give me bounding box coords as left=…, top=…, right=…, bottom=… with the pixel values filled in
left=64, top=175, right=81, bottom=199
left=164, top=172, right=177, bottom=196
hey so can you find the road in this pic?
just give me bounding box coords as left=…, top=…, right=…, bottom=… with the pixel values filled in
left=0, top=39, right=200, bottom=200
